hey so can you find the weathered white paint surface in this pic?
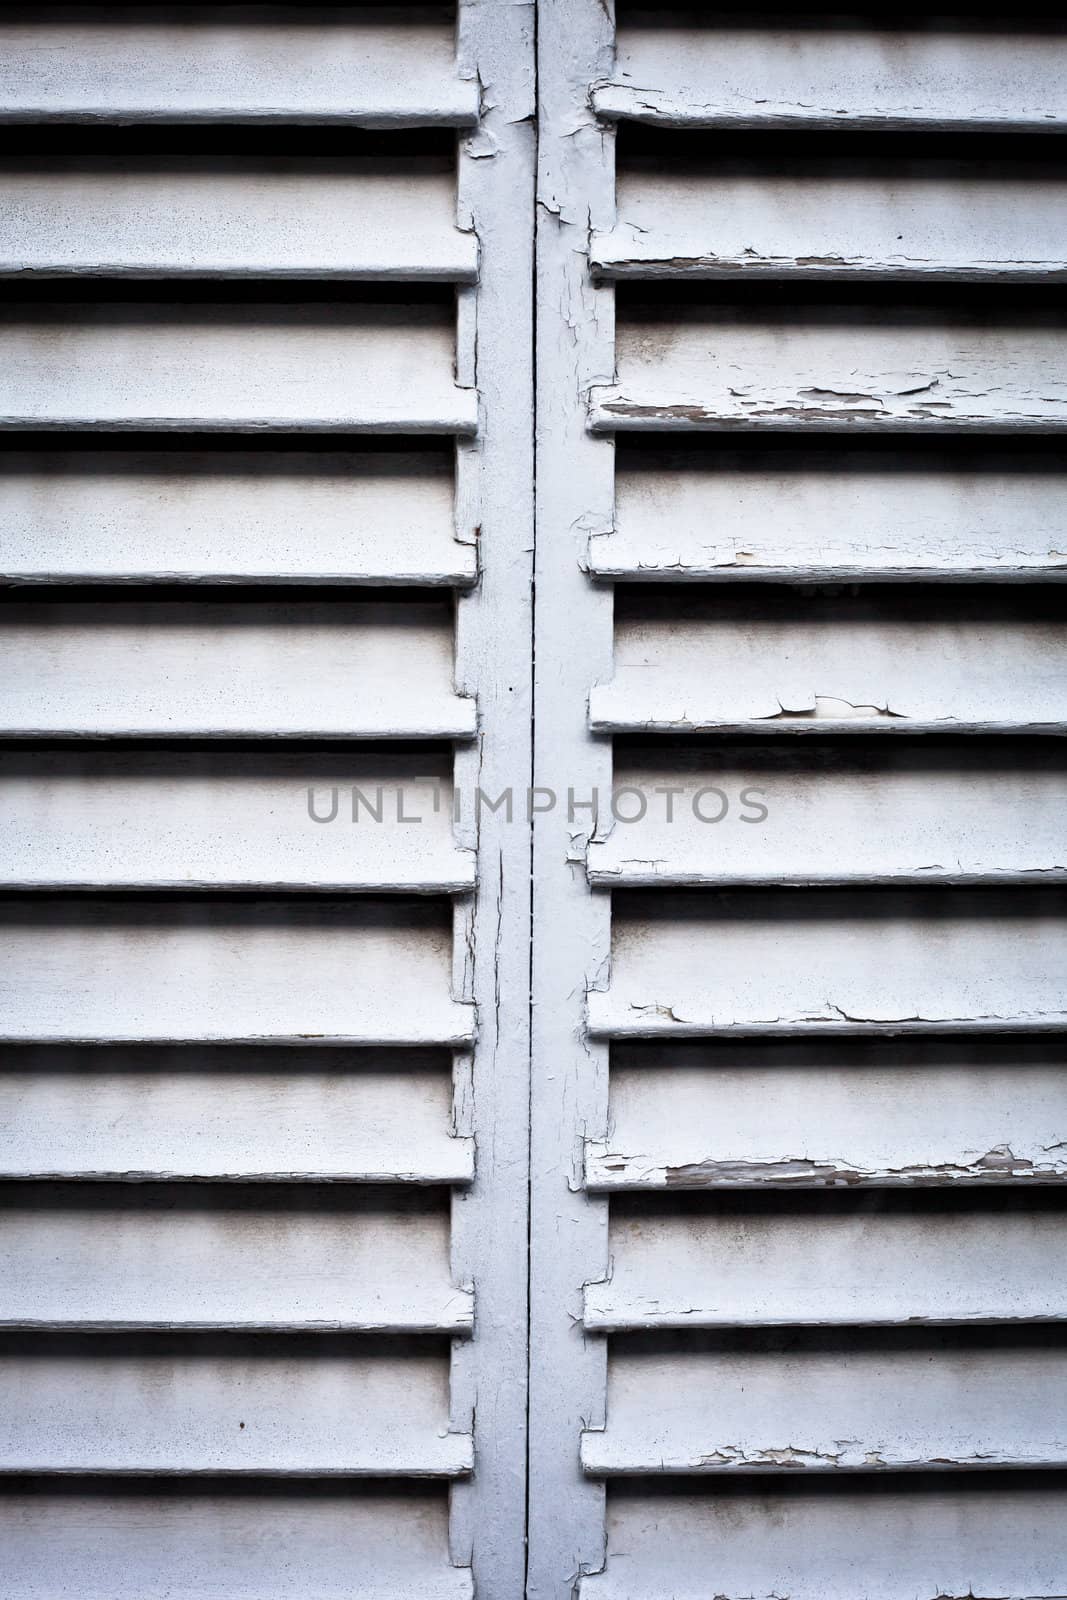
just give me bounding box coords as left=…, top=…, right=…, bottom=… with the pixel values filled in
left=596, top=173, right=1067, bottom=281
left=591, top=607, right=1067, bottom=734
left=445, top=4, right=536, bottom=1594
left=0, top=1342, right=470, bottom=1475
left=0, top=1487, right=472, bottom=1600
left=0, top=1046, right=472, bottom=1184
left=585, top=1206, right=1067, bottom=1329
left=587, top=1039, right=1067, bottom=1190
left=594, top=27, right=1067, bottom=131
left=593, top=457, right=1067, bottom=580
left=592, top=314, right=1067, bottom=432
left=0, top=448, right=476, bottom=586
left=0, top=2, right=532, bottom=1596
left=590, top=891, right=1067, bottom=1036
left=0, top=1187, right=472, bottom=1332
left=0, top=600, right=475, bottom=739
left=0, top=161, right=476, bottom=280
left=0, top=302, right=477, bottom=432
left=0, top=751, right=474, bottom=891
left=585, top=1344, right=1067, bottom=1472
left=588, top=747, right=1067, bottom=885
left=583, top=1485, right=1067, bottom=1600
left=530, top=2, right=617, bottom=1596
left=0, top=10, right=480, bottom=126
left=0, top=899, right=472, bottom=1045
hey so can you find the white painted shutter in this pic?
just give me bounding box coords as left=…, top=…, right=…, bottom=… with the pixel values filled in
left=0, top=6, right=532, bottom=1598
left=532, top=8, right=1067, bottom=1600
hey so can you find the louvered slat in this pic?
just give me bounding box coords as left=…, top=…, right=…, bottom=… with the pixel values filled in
left=0, top=1486, right=472, bottom=1600
left=590, top=448, right=1067, bottom=582
left=0, top=448, right=476, bottom=587
left=0, top=1337, right=470, bottom=1476
left=0, top=8, right=480, bottom=127
left=594, top=168, right=1067, bottom=282
left=587, top=744, right=1067, bottom=886
left=0, top=600, right=475, bottom=739
left=584, top=1202, right=1067, bottom=1330
left=590, top=593, right=1067, bottom=735
left=0, top=1046, right=473, bottom=1184
left=583, top=1342, right=1067, bottom=1473
left=0, top=1186, right=473, bottom=1333
left=0, top=899, right=472, bottom=1045
left=588, top=890, right=1067, bottom=1037
left=592, top=25, right=1067, bottom=132
left=0, top=159, right=476, bottom=281
left=582, top=1484, right=1067, bottom=1600
left=0, top=752, right=474, bottom=892
left=586, top=1038, right=1067, bottom=1190
left=0, top=300, right=477, bottom=434
left=590, top=305, right=1067, bottom=433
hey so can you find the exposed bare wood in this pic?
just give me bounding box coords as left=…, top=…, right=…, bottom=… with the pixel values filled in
left=591, top=315, right=1067, bottom=434
left=584, top=1344, right=1067, bottom=1473
left=587, top=1039, right=1067, bottom=1191
left=593, top=27, right=1067, bottom=132
left=594, top=175, right=1067, bottom=282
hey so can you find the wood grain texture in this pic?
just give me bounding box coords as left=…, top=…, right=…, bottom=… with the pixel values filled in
left=593, top=27, right=1067, bottom=132
left=587, top=1038, right=1067, bottom=1191
left=592, top=313, right=1067, bottom=434
left=585, top=1343, right=1067, bottom=1472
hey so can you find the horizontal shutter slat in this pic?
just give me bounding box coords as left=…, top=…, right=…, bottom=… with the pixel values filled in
left=0, top=1047, right=472, bottom=1184
left=585, top=1206, right=1067, bottom=1329
left=586, top=1038, right=1067, bottom=1190
left=0, top=11, right=480, bottom=128
left=583, top=1344, right=1067, bottom=1473
left=593, top=28, right=1067, bottom=133
left=0, top=899, right=473, bottom=1045
left=0, top=162, right=476, bottom=281
left=0, top=448, right=476, bottom=587
left=0, top=1343, right=470, bottom=1476
left=0, top=303, right=477, bottom=434
left=0, top=601, right=476, bottom=740
left=591, top=313, right=1067, bottom=434
left=588, top=746, right=1067, bottom=886
left=0, top=1186, right=473, bottom=1333
left=593, top=456, right=1067, bottom=581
